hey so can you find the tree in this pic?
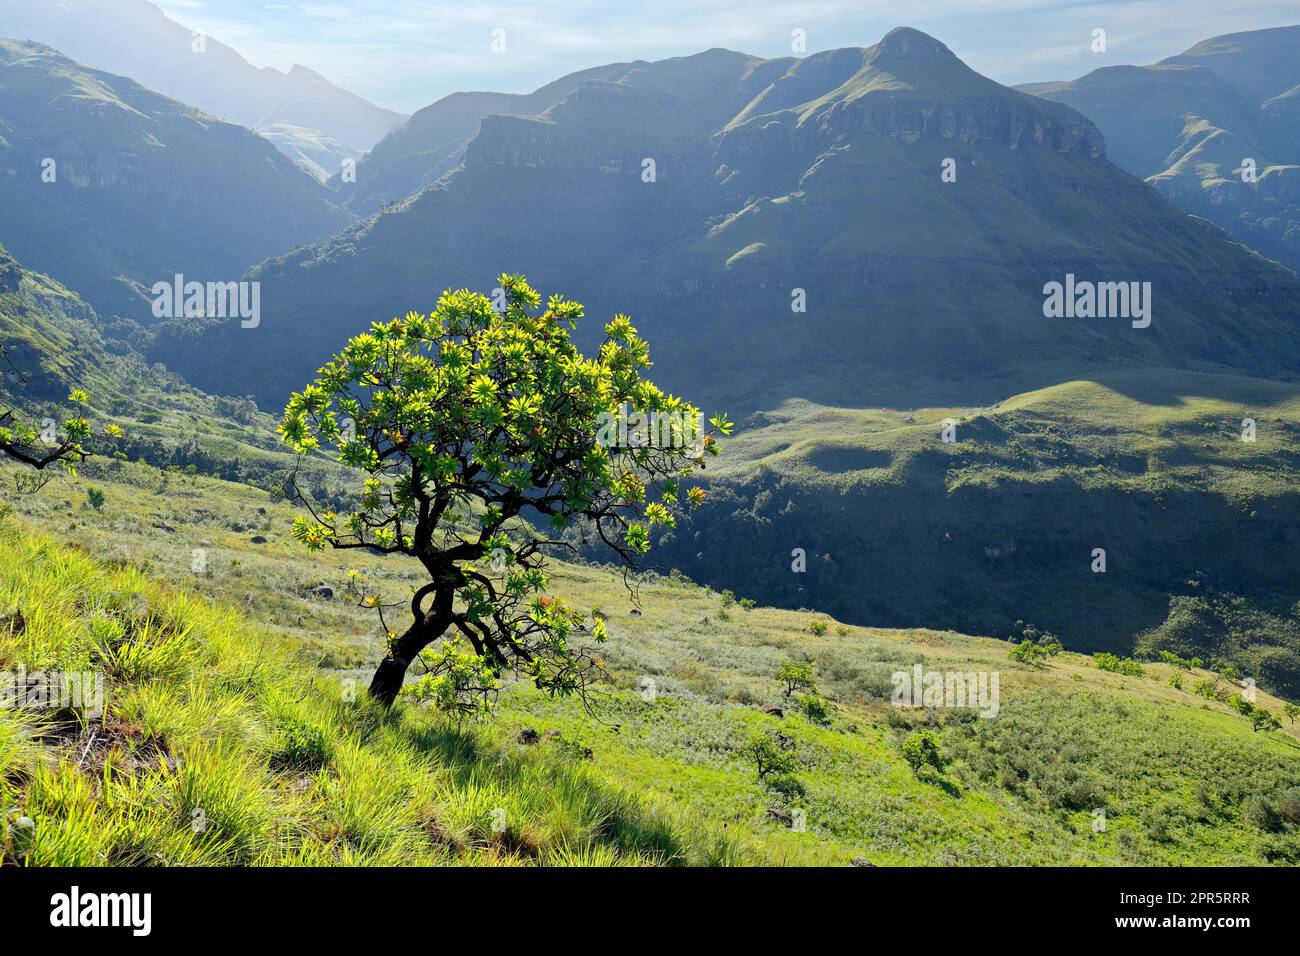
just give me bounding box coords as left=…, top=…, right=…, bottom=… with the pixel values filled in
left=0, top=378, right=101, bottom=492
left=1284, top=702, right=1299, bottom=726
left=745, top=729, right=798, bottom=780
left=901, top=730, right=948, bottom=776
left=1250, top=709, right=1282, bottom=734
left=280, top=276, right=731, bottom=707
left=1009, top=639, right=1048, bottom=664
left=776, top=659, right=817, bottom=698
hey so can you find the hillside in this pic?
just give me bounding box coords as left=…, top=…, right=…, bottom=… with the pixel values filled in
left=1023, top=24, right=1300, bottom=275
left=2, top=457, right=1298, bottom=866
left=0, top=0, right=406, bottom=161
left=0, top=241, right=336, bottom=501
left=149, top=27, right=1300, bottom=415
left=0, top=38, right=352, bottom=323
left=3, top=231, right=1298, bottom=866
left=336, top=62, right=636, bottom=215
left=646, top=368, right=1300, bottom=696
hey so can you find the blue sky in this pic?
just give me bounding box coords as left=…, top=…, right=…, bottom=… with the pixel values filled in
left=155, top=0, right=1300, bottom=113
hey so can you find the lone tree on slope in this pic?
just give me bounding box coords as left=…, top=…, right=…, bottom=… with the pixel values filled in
left=280, top=275, right=730, bottom=708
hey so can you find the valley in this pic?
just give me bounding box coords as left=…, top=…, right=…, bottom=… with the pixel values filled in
left=0, top=6, right=1298, bottom=876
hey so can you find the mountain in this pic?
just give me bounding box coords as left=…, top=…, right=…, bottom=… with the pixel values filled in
left=335, top=63, right=634, bottom=215
left=1021, top=25, right=1300, bottom=275
left=259, top=123, right=363, bottom=183
left=152, top=27, right=1300, bottom=415
left=0, top=38, right=352, bottom=322
left=0, top=0, right=407, bottom=169
left=0, top=240, right=106, bottom=404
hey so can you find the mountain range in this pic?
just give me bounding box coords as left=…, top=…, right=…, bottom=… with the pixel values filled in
left=0, top=38, right=351, bottom=322
left=0, top=0, right=407, bottom=178
left=1022, top=25, right=1300, bottom=275
left=149, top=27, right=1300, bottom=417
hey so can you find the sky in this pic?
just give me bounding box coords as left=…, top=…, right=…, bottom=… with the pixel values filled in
left=154, top=0, right=1300, bottom=114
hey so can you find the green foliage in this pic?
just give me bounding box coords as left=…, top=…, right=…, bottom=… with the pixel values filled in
left=900, top=730, right=948, bottom=776
left=776, top=659, right=817, bottom=698
left=808, top=619, right=829, bottom=637
left=744, top=729, right=798, bottom=780
left=800, top=694, right=831, bottom=726
left=279, top=275, right=728, bottom=711
left=405, top=637, right=502, bottom=718
left=1251, top=709, right=1282, bottom=734
left=1095, top=653, right=1143, bottom=677
left=0, top=386, right=107, bottom=490
left=1285, top=703, right=1300, bottom=725
left=1193, top=679, right=1228, bottom=702
left=1215, top=660, right=1243, bottom=682
left=270, top=714, right=335, bottom=772
left=765, top=774, right=806, bottom=801
left=1010, top=640, right=1048, bottom=664
left=85, top=488, right=105, bottom=511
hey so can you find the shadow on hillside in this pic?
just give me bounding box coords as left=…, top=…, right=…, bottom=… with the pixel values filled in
left=387, top=710, right=728, bottom=864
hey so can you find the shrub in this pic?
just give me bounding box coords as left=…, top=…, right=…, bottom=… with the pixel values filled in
left=1250, top=709, right=1282, bottom=734
left=776, top=659, right=817, bottom=698
left=1192, top=679, right=1226, bottom=701
left=1243, top=795, right=1282, bottom=832
left=1010, top=640, right=1048, bottom=664
left=745, top=729, right=798, bottom=780
left=800, top=695, right=830, bottom=726
left=271, top=715, right=334, bottom=771
left=86, top=488, right=106, bottom=511
left=765, top=774, right=806, bottom=801
left=809, top=619, right=829, bottom=637
left=1095, top=653, right=1143, bottom=677
left=901, top=730, right=948, bottom=776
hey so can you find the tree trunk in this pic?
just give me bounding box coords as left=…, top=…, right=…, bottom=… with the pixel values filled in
left=368, top=588, right=454, bottom=707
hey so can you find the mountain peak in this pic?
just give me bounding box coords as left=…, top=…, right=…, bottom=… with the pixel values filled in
left=873, top=26, right=956, bottom=61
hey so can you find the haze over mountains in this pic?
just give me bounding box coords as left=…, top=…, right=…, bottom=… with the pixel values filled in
left=150, top=27, right=1300, bottom=415
left=0, top=0, right=407, bottom=178
left=1023, top=25, right=1300, bottom=275
left=0, top=38, right=351, bottom=323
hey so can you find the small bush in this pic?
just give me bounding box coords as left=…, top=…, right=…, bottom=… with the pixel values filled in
left=1095, top=653, right=1143, bottom=677
left=800, top=695, right=830, bottom=726
left=901, top=730, right=948, bottom=776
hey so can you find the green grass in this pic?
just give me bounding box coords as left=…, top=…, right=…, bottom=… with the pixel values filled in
left=654, top=368, right=1300, bottom=695
left=3, top=454, right=1299, bottom=865
left=0, top=525, right=747, bottom=866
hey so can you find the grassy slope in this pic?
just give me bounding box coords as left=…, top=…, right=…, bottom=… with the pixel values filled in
left=653, top=367, right=1300, bottom=695
left=4, top=448, right=1299, bottom=866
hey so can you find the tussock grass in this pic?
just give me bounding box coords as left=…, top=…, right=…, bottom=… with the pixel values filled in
left=0, top=524, right=747, bottom=866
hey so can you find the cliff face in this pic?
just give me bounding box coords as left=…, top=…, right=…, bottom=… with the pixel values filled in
left=1026, top=25, right=1300, bottom=275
